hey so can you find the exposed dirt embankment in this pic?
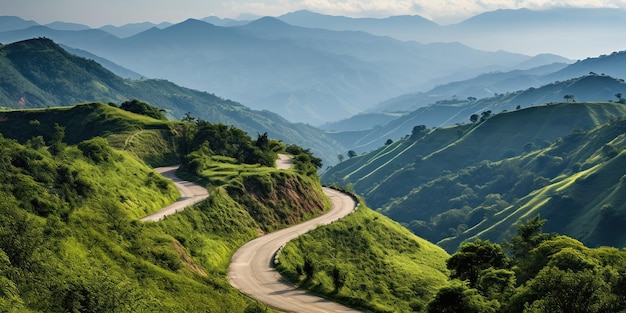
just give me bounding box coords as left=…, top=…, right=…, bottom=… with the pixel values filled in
left=229, top=171, right=328, bottom=231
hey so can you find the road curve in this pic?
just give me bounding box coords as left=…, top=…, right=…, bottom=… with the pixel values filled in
left=228, top=187, right=360, bottom=313
left=140, top=165, right=209, bottom=222
left=276, top=153, right=294, bottom=170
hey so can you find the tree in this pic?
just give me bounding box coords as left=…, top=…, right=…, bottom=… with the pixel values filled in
left=563, top=94, right=575, bottom=102
left=303, top=256, right=316, bottom=279
left=447, top=239, right=509, bottom=287
left=120, top=99, right=167, bottom=120
left=480, top=110, right=492, bottom=122
left=505, top=216, right=553, bottom=284
left=331, top=266, right=347, bottom=293
left=182, top=112, right=196, bottom=122
left=49, top=123, right=66, bottom=155
left=347, top=150, right=357, bottom=158
left=518, top=267, right=611, bottom=313
left=385, top=139, right=393, bottom=145
left=427, top=281, right=497, bottom=313
left=337, top=154, right=344, bottom=163
left=411, top=125, right=427, bottom=139
left=470, top=114, right=479, bottom=123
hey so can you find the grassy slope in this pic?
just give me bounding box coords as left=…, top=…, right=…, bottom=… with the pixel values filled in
left=324, top=102, right=626, bottom=207
left=0, top=103, right=343, bottom=312
left=438, top=117, right=626, bottom=250
left=0, top=102, right=179, bottom=166
left=323, top=102, right=626, bottom=253
left=276, top=201, right=450, bottom=313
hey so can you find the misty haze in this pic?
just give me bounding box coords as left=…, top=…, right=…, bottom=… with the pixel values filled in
left=2, top=1, right=626, bottom=312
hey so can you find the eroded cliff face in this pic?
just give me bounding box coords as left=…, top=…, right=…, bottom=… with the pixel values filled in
left=229, top=171, right=329, bottom=231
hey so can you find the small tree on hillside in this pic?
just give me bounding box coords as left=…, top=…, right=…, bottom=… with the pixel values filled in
left=347, top=150, right=357, bottom=158
left=470, top=114, right=479, bottom=123
left=563, top=94, right=576, bottom=102
left=480, top=110, right=492, bottom=122
left=120, top=99, right=167, bottom=120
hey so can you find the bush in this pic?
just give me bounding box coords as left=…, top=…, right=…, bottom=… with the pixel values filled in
left=77, top=137, right=113, bottom=163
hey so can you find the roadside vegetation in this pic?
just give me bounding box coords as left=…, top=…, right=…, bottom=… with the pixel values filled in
left=0, top=102, right=326, bottom=312
left=276, top=196, right=450, bottom=312
left=429, top=216, right=626, bottom=312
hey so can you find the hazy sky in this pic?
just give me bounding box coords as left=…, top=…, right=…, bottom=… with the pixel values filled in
left=3, top=0, right=626, bottom=27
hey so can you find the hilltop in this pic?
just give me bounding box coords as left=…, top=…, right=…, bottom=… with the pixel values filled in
left=330, top=74, right=626, bottom=153
left=0, top=37, right=345, bottom=164
left=323, top=101, right=626, bottom=251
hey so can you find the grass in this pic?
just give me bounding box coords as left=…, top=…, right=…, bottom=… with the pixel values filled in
left=276, top=201, right=450, bottom=312
left=0, top=106, right=316, bottom=311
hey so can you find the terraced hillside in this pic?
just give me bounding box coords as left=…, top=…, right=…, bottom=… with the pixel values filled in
left=323, top=102, right=626, bottom=251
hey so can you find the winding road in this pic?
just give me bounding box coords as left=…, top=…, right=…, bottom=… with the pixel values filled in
left=228, top=187, right=359, bottom=312
left=140, top=166, right=209, bottom=222
left=143, top=157, right=360, bottom=312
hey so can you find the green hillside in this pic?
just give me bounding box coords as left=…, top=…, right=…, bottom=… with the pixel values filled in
left=437, top=116, right=626, bottom=250
left=0, top=103, right=332, bottom=312
left=276, top=199, right=450, bottom=312
left=322, top=102, right=626, bottom=252
left=0, top=37, right=345, bottom=164
left=0, top=102, right=466, bottom=312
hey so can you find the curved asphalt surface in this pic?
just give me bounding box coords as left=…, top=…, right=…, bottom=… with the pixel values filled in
left=228, top=154, right=360, bottom=312
left=141, top=158, right=360, bottom=312
left=140, top=165, right=209, bottom=222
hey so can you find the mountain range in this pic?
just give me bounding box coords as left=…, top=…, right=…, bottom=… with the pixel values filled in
left=278, top=8, right=626, bottom=59
left=2, top=8, right=626, bottom=312
left=324, top=51, right=626, bottom=153
left=0, top=38, right=345, bottom=164
left=0, top=14, right=554, bottom=125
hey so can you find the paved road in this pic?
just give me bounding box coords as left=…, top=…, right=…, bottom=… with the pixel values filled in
left=276, top=153, right=294, bottom=170
left=140, top=165, right=209, bottom=222
left=228, top=187, right=360, bottom=313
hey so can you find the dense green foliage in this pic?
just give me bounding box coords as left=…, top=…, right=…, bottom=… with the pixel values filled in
left=119, top=99, right=167, bottom=120
left=323, top=102, right=626, bottom=251
left=429, top=216, right=626, bottom=313
left=175, top=116, right=328, bottom=229
left=276, top=202, right=450, bottom=312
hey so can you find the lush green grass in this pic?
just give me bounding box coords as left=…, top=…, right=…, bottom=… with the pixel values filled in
left=276, top=202, right=450, bottom=312
left=324, top=103, right=626, bottom=252
left=0, top=103, right=331, bottom=312
left=0, top=102, right=179, bottom=166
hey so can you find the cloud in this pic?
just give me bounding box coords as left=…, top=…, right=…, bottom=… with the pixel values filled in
left=221, top=0, right=626, bottom=23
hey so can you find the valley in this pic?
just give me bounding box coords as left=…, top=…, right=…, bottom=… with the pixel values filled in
left=2, top=4, right=626, bottom=312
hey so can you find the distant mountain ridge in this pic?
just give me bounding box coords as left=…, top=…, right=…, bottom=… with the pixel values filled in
left=278, top=8, right=626, bottom=59
left=0, top=38, right=345, bottom=163
left=328, top=74, right=626, bottom=153
left=0, top=16, right=540, bottom=125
